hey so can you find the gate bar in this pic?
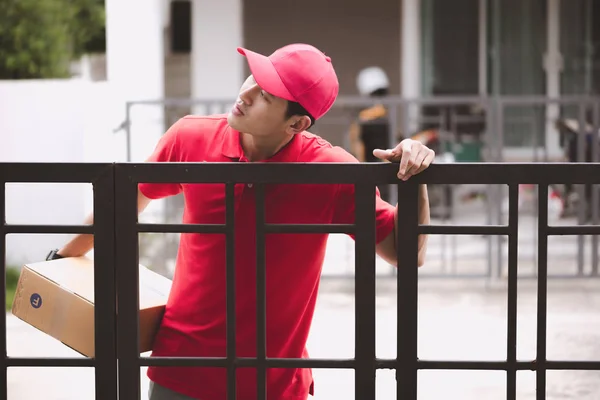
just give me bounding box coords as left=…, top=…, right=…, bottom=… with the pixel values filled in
left=123, top=162, right=600, bottom=185
left=396, top=183, right=419, bottom=399
left=255, top=184, right=267, bottom=400
left=226, top=183, right=237, bottom=400
left=547, top=226, right=600, bottom=235
left=354, top=183, right=377, bottom=399
left=116, top=168, right=142, bottom=400
left=506, top=184, right=519, bottom=399
left=93, top=168, right=118, bottom=399
left=537, top=185, right=549, bottom=399
left=416, top=359, right=600, bottom=370
left=419, top=225, right=509, bottom=235
left=1, top=181, right=6, bottom=400
left=3, top=225, right=95, bottom=234
left=135, top=356, right=600, bottom=370
left=6, top=358, right=95, bottom=367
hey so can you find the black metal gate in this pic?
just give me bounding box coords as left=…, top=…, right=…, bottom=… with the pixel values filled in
left=1, top=164, right=117, bottom=399
left=2, top=162, right=600, bottom=399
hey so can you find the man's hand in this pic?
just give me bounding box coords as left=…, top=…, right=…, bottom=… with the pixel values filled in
left=373, top=139, right=434, bottom=267
left=373, top=139, right=435, bottom=181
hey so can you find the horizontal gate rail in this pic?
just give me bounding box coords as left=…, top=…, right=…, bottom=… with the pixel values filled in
left=4, top=162, right=600, bottom=185
left=2, top=162, right=600, bottom=400
left=134, top=357, right=600, bottom=370
left=117, top=162, right=600, bottom=184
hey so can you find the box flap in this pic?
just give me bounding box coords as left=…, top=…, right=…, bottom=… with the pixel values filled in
left=24, top=258, right=96, bottom=303
left=24, top=257, right=172, bottom=305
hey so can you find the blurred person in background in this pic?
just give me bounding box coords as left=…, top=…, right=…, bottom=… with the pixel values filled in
left=349, top=66, right=394, bottom=202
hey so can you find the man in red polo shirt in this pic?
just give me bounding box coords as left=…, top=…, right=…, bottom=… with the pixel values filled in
left=52, top=43, right=434, bottom=399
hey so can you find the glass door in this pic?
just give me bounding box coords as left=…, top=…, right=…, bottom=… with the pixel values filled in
left=487, top=0, right=547, bottom=149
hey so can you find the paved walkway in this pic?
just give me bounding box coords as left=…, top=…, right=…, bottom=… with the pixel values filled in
left=6, top=277, right=600, bottom=399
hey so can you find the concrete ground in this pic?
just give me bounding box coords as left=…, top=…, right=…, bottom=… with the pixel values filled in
left=6, top=193, right=600, bottom=399
left=6, top=277, right=600, bottom=399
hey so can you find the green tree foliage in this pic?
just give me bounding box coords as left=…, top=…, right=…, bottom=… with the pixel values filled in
left=0, top=0, right=105, bottom=79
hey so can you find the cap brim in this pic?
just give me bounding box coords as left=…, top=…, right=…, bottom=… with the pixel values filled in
left=237, top=47, right=294, bottom=101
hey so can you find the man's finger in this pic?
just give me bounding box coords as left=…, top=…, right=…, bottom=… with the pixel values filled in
left=373, top=148, right=396, bottom=161
left=398, top=143, right=413, bottom=176
left=415, top=150, right=435, bottom=174
left=406, top=150, right=427, bottom=177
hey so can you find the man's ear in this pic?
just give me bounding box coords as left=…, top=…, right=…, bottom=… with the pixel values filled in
left=287, top=115, right=311, bottom=134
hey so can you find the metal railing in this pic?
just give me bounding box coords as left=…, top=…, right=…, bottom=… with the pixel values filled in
left=2, top=162, right=600, bottom=399
left=121, top=95, right=600, bottom=161
left=120, top=95, right=600, bottom=279
left=1, top=164, right=117, bottom=399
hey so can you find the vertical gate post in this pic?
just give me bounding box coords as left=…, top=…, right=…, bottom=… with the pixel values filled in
left=396, top=182, right=419, bottom=399
left=93, top=166, right=118, bottom=399
left=225, top=183, right=237, bottom=400
left=0, top=179, right=6, bottom=400
left=115, top=165, right=142, bottom=399
left=255, top=184, right=267, bottom=399
left=536, top=185, right=549, bottom=399
left=354, top=183, right=377, bottom=399
left=506, top=184, right=520, bottom=399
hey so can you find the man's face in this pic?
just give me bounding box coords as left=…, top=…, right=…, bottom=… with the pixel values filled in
left=227, top=75, right=291, bottom=137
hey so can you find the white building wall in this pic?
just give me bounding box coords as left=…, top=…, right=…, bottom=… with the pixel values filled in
left=190, top=0, right=244, bottom=114
left=0, top=0, right=248, bottom=264
left=105, top=0, right=165, bottom=162
left=0, top=80, right=119, bottom=266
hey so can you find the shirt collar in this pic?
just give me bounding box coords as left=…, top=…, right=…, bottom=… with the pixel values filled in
left=221, top=127, right=302, bottom=162
left=221, top=126, right=243, bottom=159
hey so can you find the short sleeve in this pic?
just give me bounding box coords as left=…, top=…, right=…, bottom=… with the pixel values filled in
left=328, top=149, right=396, bottom=244
left=138, top=119, right=184, bottom=199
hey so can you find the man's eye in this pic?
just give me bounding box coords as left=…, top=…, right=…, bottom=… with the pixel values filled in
left=260, top=91, right=265, bottom=97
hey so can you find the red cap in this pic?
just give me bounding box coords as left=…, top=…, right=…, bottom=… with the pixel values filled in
left=237, top=44, right=339, bottom=120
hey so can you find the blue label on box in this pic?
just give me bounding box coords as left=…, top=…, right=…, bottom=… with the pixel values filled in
left=30, top=293, right=42, bottom=309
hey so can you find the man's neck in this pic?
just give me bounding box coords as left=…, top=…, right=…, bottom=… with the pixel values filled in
left=240, top=131, right=294, bottom=162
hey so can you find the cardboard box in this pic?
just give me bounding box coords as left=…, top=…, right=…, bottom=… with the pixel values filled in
left=11, top=256, right=172, bottom=358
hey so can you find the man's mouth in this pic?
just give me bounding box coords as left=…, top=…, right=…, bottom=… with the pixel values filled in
left=234, top=103, right=245, bottom=116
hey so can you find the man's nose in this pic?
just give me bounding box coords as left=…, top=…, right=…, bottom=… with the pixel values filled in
left=239, top=84, right=259, bottom=105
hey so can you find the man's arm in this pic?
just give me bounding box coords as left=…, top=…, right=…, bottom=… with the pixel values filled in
left=55, top=117, right=188, bottom=259
left=373, top=139, right=435, bottom=267
left=375, top=184, right=430, bottom=267
left=56, top=189, right=153, bottom=257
